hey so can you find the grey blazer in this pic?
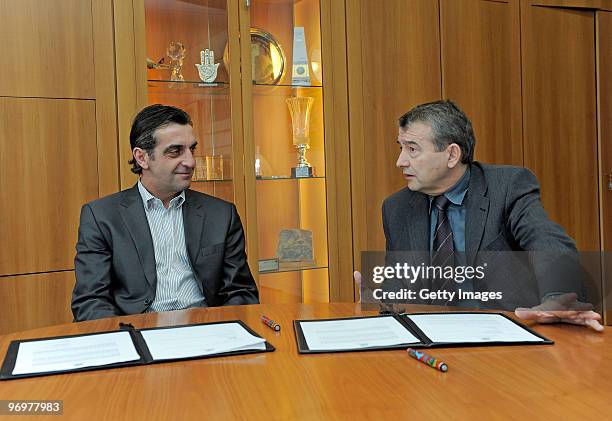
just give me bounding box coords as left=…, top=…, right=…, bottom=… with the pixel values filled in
left=382, top=162, right=582, bottom=309
left=72, top=185, right=258, bottom=321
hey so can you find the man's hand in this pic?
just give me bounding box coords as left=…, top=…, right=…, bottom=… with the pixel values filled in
left=354, top=271, right=362, bottom=303
left=515, top=293, right=604, bottom=332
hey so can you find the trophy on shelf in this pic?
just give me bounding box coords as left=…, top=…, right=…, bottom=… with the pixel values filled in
left=286, top=96, right=315, bottom=178
left=195, top=49, right=219, bottom=83
left=167, top=41, right=186, bottom=81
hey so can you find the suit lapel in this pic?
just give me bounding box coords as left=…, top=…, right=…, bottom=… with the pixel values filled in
left=183, top=190, right=206, bottom=266
left=465, top=164, right=490, bottom=266
left=118, top=185, right=157, bottom=288
left=393, top=189, right=429, bottom=251
left=409, top=193, right=430, bottom=251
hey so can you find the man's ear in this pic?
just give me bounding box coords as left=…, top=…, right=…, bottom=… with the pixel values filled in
left=447, top=143, right=462, bottom=168
left=133, top=148, right=149, bottom=170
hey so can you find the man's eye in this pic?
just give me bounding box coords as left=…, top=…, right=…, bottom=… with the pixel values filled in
left=189, top=145, right=197, bottom=152
left=408, top=147, right=416, bottom=152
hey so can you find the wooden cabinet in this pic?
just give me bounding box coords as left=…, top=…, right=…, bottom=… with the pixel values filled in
left=0, top=0, right=119, bottom=334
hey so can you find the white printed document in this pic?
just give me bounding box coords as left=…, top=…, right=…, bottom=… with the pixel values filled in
left=12, top=331, right=141, bottom=376
left=406, top=313, right=545, bottom=343
left=140, top=322, right=266, bottom=360
left=299, top=316, right=420, bottom=351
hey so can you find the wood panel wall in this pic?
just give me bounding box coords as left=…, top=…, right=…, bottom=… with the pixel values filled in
left=346, top=0, right=610, bottom=320
left=0, top=0, right=119, bottom=334
left=441, top=0, right=523, bottom=166
left=346, top=0, right=442, bottom=267
left=521, top=4, right=600, bottom=251
left=597, top=10, right=612, bottom=323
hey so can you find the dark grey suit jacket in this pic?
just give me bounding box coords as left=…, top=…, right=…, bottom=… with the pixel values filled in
left=382, top=162, right=581, bottom=309
left=72, top=185, right=258, bottom=321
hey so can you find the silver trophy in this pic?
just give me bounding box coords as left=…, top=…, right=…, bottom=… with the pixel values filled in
left=196, top=49, right=220, bottom=83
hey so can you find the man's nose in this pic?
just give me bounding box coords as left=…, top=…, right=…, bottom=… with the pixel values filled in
left=184, top=149, right=196, bottom=168
left=396, top=150, right=409, bottom=168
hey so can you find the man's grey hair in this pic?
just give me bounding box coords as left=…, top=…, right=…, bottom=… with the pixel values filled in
left=398, top=100, right=475, bottom=164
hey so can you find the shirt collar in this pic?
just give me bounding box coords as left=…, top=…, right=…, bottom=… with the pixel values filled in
left=137, top=180, right=185, bottom=211
left=428, top=166, right=470, bottom=213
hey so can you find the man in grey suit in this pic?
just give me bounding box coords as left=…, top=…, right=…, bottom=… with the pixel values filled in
left=355, top=100, right=602, bottom=331
left=72, top=104, right=258, bottom=321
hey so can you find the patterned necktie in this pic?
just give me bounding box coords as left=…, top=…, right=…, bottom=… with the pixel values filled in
left=430, top=195, right=455, bottom=305
left=432, top=195, right=454, bottom=268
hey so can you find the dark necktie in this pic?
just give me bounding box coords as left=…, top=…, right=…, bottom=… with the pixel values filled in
left=432, top=195, right=454, bottom=268
left=430, top=195, right=455, bottom=305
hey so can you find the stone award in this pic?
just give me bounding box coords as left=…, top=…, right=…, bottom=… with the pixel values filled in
left=286, top=96, right=315, bottom=178
left=276, top=229, right=314, bottom=262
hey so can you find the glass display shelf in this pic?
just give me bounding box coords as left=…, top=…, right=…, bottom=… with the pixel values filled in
left=256, top=175, right=325, bottom=181
left=259, top=263, right=328, bottom=275
left=191, top=178, right=233, bottom=183
left=147, top=80, right=230, bottom=95
left=253, top=83, right=322, bottom=88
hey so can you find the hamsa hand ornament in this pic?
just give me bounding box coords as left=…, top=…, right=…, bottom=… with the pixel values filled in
left=195, top=49, right=220, bottom=83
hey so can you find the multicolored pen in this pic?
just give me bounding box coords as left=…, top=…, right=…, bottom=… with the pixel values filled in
left=261, top=315, right=281, bottom=331
left=407, top=348, right=448, bottom=372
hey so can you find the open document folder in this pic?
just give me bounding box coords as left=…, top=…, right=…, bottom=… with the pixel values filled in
left=294, top=312, right=552, bottom=353
left=1, top=321, right=274, bottom=380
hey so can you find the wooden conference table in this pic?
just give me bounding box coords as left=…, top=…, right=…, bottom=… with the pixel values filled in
left=0, top=303, right=610, bottom=420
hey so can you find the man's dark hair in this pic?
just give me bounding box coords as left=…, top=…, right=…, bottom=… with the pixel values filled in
left=398, top=100, right=475, bottom=164
left=128, top=104, right=193, bottom=174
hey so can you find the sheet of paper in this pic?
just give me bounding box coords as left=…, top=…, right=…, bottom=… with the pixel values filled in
left=12, top=331, right=141, bottom=376
left=140, top=323, right=266, bottom=361
left=299, top=316, right=420, bottom=351
left=406, top=313, right=545, bottom=343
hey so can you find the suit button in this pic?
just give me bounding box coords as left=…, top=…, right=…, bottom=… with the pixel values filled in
left=144, top=298, right=152, bottom=305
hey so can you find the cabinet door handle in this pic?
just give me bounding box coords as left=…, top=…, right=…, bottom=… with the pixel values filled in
left=607, top=171, right=612, bottom=191
left=245, top=0, right=250, bottom=7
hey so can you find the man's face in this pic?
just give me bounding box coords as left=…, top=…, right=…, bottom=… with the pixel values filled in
left=396, top=121, right=453, bottom=195
left=138, top=123, right=197, bottom=198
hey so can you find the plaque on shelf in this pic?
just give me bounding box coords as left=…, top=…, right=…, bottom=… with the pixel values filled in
left=276, top=229, right=314, bottom=262
left=258, top=258, right=280, bottom=273
left=291, top=27, right=310, bottom=86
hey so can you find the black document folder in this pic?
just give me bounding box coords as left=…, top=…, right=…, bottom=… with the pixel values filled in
left=1, top=320, right=274, bottom=380
left=294, top=312, right=553, bottom=354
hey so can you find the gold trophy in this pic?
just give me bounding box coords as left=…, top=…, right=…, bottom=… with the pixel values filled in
left=167, top=41, right=186, bottom=81
left=286, top=96, right=314, bottom=178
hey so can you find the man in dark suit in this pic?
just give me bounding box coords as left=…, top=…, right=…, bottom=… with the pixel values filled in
left=72, top=104, right=258, bottom=321
left=356, top=100, right=602, bottom=331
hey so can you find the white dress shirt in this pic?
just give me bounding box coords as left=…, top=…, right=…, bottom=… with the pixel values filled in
left=138, top=181, right=206, bottom=311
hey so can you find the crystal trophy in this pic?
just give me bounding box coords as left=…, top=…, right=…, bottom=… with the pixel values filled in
left=286, top=96, right=315, bottom=178
left=167, top=41, right=186, bottom=81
